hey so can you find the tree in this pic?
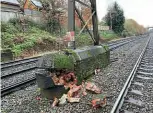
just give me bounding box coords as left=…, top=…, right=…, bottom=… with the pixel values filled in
left=124, top=19, right=146, bottom=35
left=104, top=2, right=125, bottom=34
left=38, top=0, right=67, bottom=34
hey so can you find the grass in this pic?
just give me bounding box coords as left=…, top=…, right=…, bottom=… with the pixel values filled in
left=99, top=30, right=119, bottom=42
left=1, top=22, right=56, bottom=57
left=1, top=20, right=94, bottom=58
left=1, top=18, right=121, bottom=59
left=75, top=33, right=93, bottom=47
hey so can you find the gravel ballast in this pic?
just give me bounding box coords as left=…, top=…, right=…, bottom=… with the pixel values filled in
left=121, top=35, right=153, bottom=113
left=1, top=61, right=37, bottom=77
left=1, top=36, right=150, bottom=113
left=1, top=69, right=36, bottom=89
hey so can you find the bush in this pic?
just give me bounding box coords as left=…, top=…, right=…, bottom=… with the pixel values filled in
left=12, top=45, right=22, bottom=57
left=28, top=26, right=42, bottom=33
left=46, top=18, right=61, bottom=34
left=9, top=18, right=20, bottom=25
left=25, top=18, right=46, bottom=30
left=1, top=22, right=19, bottom=34
left=1, top=22, right=18, bottom=49
left=9, top=18, right=22, bottom=32
left=75, top=33, right=93, bottom=47
left=1, top=32, right=14, bottom=48
left=1, top=18, right=99, bottom=58
left=1, top=22, right=56, bottom=57
left=9, top=18, right=46, bottom=32
left=100, top=31, right=118, bottom=39
left=122, top=30, right=129, bottom=37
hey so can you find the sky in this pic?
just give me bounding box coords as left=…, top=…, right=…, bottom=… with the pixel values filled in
left=96, top=0, right=153, bottom=27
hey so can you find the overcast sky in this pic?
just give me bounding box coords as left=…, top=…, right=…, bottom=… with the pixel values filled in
left=96, top=0, right=153, bottom=27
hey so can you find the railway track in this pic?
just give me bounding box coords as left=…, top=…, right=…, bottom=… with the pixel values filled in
left=1, top=35, right=147, bottom=97
left=1, top=76, right=36, bottom=97
left=108, top=35, right=147, bottom=51
left=1, top=57, right=39, bottom=97
left=1, top=56, right=40, bottom=68
left=111, top=35, right=153, bottom=113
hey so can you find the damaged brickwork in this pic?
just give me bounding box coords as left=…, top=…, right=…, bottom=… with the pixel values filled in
left=36, top=45, right=110, bottom=99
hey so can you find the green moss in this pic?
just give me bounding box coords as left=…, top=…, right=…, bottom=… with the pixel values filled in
left=63, top=49, right=80, bottom=61
left=75, top=33, right=93, bottom=47
left=75, top=50, right=110, bottom=85
left=39, top=46, right=110, bottom=85
left=1, top=21, right=56, bottom=57
left=86, top=50, right=92, bottom=57
left=52, top=53, right=74, bottom=70
left=101, top=44, right=109, bottom=51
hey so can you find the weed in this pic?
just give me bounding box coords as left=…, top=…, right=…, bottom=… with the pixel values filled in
left=75, top=33, right=93, bottom=47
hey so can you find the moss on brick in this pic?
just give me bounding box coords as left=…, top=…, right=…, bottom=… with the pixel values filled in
left=52, top=53, right=74, bottom=70
left=40, top=45, right=110, bottom=85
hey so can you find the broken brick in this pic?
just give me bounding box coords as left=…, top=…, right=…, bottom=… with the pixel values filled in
left=91, top=97, right=106, bottom=108
left=59, top=94, right=67, bottom=105
left=67, top=84, right=82, bottom=98
left=52, top=75, right=59, bottom=85
left=92, top=94, right=107, bottom=108
left=68, top=97, right=80, bottom=103
left=81, top=81, right=87, bottom=96
left=52, top=97, right=59, bottom=107
left=85, top=82, right=101, bottom=94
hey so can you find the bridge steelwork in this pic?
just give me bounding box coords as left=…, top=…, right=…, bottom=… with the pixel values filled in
left=68, top=0, right=99, bottom=49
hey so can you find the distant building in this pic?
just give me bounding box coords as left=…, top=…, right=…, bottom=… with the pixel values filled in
left=22, top=0, right=44, bottom=22
left=23, top=0, right=43, bottom=16
left=89, top=25, right=110, bottom=31
left=0, top=0, right=22, bottom=21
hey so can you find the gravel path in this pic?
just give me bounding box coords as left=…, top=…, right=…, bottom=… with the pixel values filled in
left=1, top=36, right=149, bottom=113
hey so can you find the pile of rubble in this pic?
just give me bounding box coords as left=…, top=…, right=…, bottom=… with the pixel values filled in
left=50, top=70, right=106, bottom=109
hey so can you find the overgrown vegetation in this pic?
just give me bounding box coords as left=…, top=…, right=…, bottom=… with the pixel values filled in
left=104, top=2, right=125, bottom=35
left=75, top=33, right=93, bottom=47
left=1, top=18, right=94, bottom=58
left=53, top=53, right=74, bottom=70
left=124, top=19, right=146, bottom=35
left=99, top=31, right=118, bottom=40
left=103, top=1, right=146, bottom=37
left=1, top=19, right=56, bottom=57
left=1, top=1, right=147, bottom=59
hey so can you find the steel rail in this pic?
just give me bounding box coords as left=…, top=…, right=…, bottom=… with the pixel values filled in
left=0, top=35, right=145, bottom=67
left=0, top=40, right=132, bottom=96
left=1, top=36, right=145, bottom=97
left=1, top=76, right=36, bottom=97
left=1, top=59, right=38, bottom=69
left=109, top=40, right=132, bottom=51
left=107, top=34, right=147, bottom=45
left=110, top=36, right=151, bottom=113
left=108, top=35, right=143, bottom=46
left=1, top=56, right=40, bottom=67
left=0, top=37, right=138, bottom=79
left=1, top=67, right=37, bottom=79
left=108, top=39, right=131, bottom=46
left=109, top=35, right=147, bottom=51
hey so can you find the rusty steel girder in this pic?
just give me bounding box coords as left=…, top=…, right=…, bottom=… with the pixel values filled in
left=68, top=0, right=99, bottom=49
